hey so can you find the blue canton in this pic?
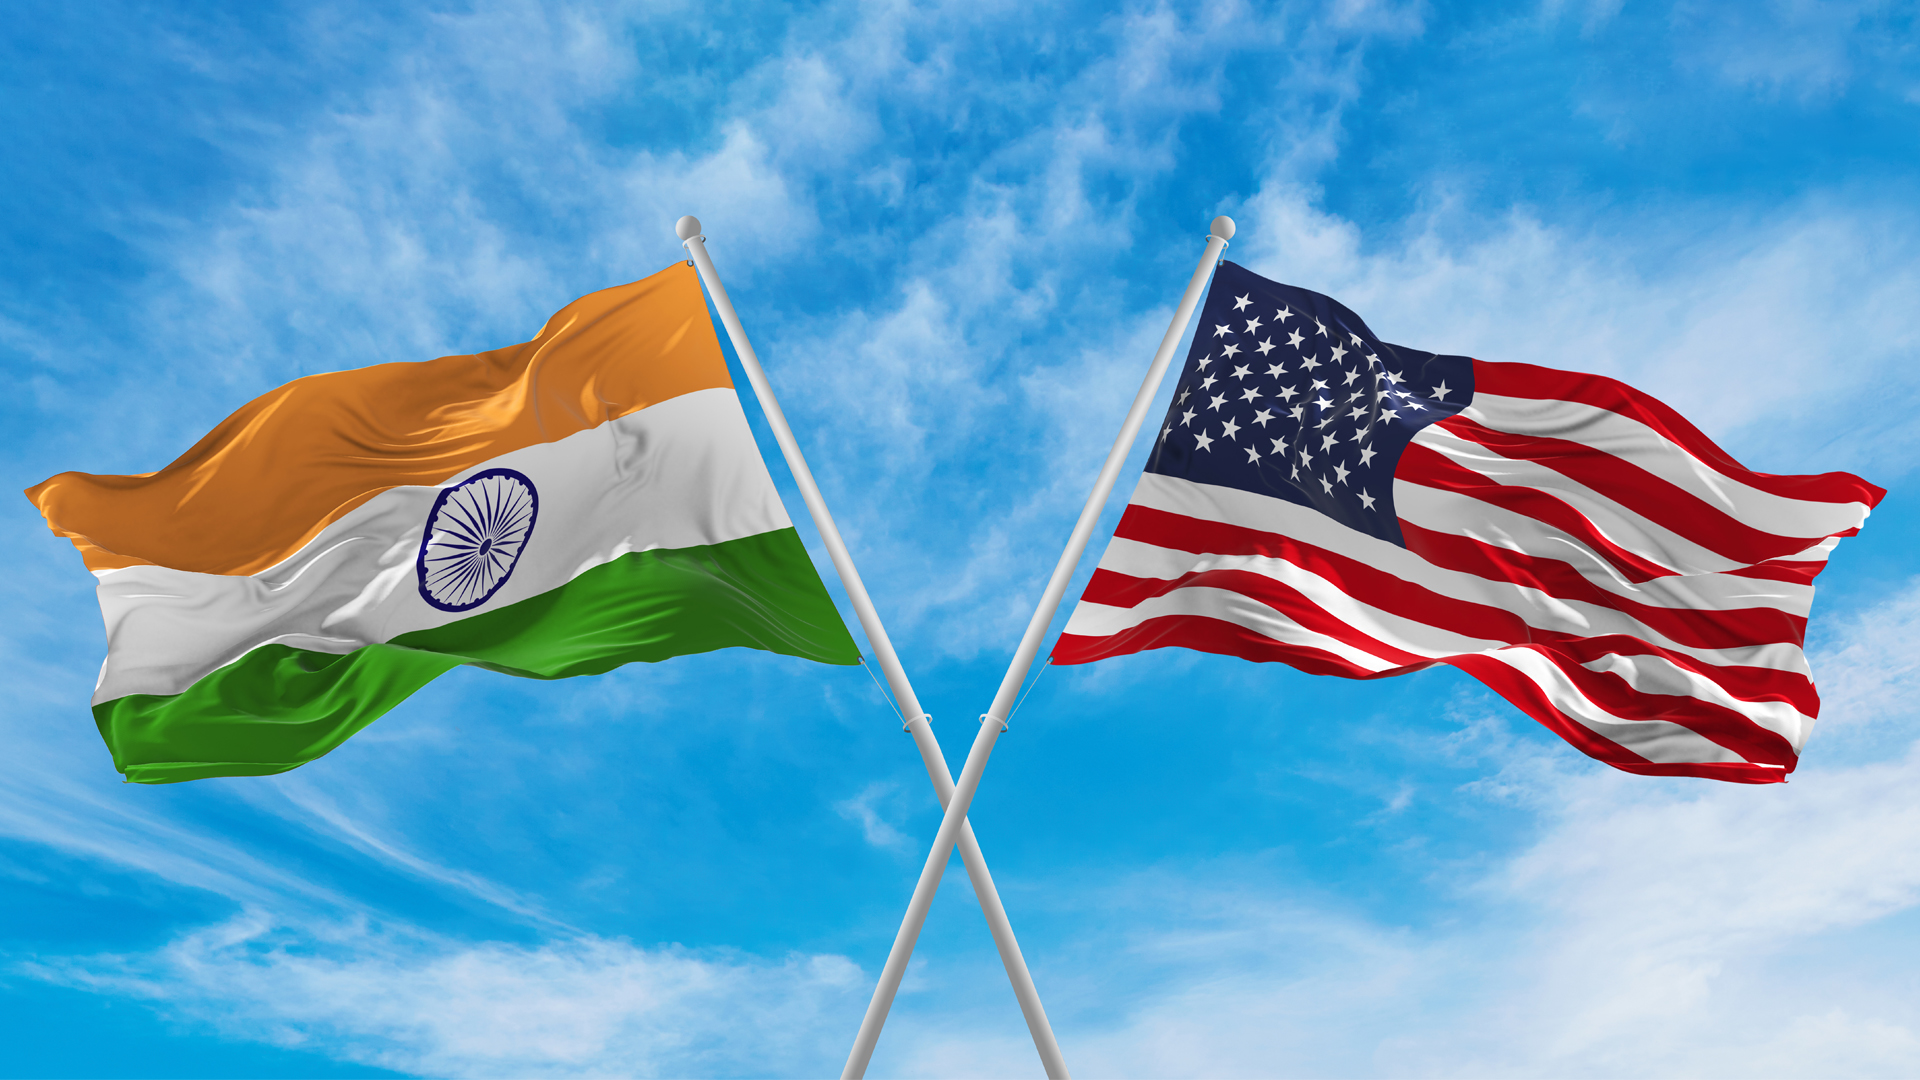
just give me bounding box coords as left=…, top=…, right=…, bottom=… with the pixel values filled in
left=1146, top=262, right=1476, bottom=548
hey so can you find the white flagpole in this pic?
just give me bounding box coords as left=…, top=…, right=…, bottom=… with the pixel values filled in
left=675, top=217, right=1069, bottom=1079
left=841, top=215, right=1235, bottom=1078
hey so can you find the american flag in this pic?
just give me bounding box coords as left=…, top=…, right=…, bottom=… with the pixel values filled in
left=1052, top=261, right=1883, bottom=783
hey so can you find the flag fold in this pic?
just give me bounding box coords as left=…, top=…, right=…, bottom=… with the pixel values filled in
left=1053, top=261, right=1881, bottom=783
left=30, top=262, right=859, bottom=783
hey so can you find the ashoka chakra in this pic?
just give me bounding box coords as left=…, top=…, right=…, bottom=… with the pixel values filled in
left=416, top=468, right=539, bottom=613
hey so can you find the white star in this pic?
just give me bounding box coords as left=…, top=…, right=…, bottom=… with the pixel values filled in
left=1334, top=463, right=1351, bottom=485
left=1358, top=489, right=1377, bottom=510
left=1366, top=353, right=1381, bottom=368
left=1239, top=386, right=1263, bottom=403
left=1291, top=464, right=1301, bottom=481
left=1245, top=446, right=1261, bottom=464
left=1343, top=370, right=1362, bottom=386
left=1384, top=370, right=1404, bottom=386
left=1314, top=397, right=1333, bottom=411
left=1221, top=417, right=1242, bottom=440
left=1314, top=317, right=1328, bottom=337
left=1160, top=424, right=1172, bottom=442
left=1178, top=387, right=1191, bottom=403
left=1200, top=373, right=1218, bottom=390
left=1277, top=385, right=1300, bottom=402
left=1320, top=432, right=1338, bottom=451
left=1286, top=329, right=1306, bottom=349
left=1301, top=354, right=1322, bottom=371
left=1380, top=407, right=1399, bottom=422
left=1319, top=474, right=1334, bottom=494
left=1209, top=393, right=1229, bottom=411
left=1265, top=362, right=1286, bottom=378
left=1289, top=404, right=1306, bottom=420
left=1299, top=446, right=1314, bottom=465
left=1196, top=354, right=1212, bottom=370
left=1244, top=315, right=1263, bottom=335
left=1214, top=324, right=1232, bottom=338
left=1195, top=431, right=1215, bottom=451
left=1349, top=406, right=1368, bottom=421
left=1349, top=332, right=1365, bottom=346
left=1275, top=306, right=1294, bottom=322
left=1253, top=408, right=1275, bottom=426
left=1181, top=407, right=1197, bottom=426
left=1311, top=377, right=1330, bottom=392
left=1405, top=400, right=1427, bottom=411
left=1330, top=343, right=1347, bottom=363
left=1432, top=380, right=1452, bottom=401
left=1232, top=364, right=1252, bottom=380
left=1270, top=436, right=1289, bottom=455
left=1222, top=343, right=1242, bottom=358
left=1233, top=294, right=1252, bottom=311
left=1349, top=426, right=1369, bottom=443
left=1256, top=338, right=1276, bottom=356
left=1358, top=445, right=1377, bottom=466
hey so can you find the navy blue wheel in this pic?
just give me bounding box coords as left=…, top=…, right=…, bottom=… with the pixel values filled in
left=416, top=468, right=539, bottom=613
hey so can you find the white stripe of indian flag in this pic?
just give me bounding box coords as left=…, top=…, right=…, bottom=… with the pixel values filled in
left=30, top=263, right=859, bottom=785
left=92, top=388, right=857, bottom=784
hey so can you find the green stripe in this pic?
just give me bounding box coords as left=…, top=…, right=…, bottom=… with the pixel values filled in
left=94, top=528, right=859, bottom=784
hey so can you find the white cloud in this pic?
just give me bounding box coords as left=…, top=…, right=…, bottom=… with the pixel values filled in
left=22, top=912, right=867, bottom=1078
left=35, top=583, right=1898, bottom=1080
left=9, top=2, right=1918, bottom=1076
left=1807, top=576, right=1920, bottom=745
left=1674, top=0, right=1913, bottom=101
left=872, top=580, right=1920, bottom=1078
left=835, top=780, right=914, bottom=850
left=1230, top=183, right=1920, bottom=481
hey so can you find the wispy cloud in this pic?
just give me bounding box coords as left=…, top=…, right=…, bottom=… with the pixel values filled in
left=834, top=781, right=913, bottom=851
left=6, top=1, right=1917, bottom=1075
left=23, top=911, right=866, bottom=1078
left=876, top=580, right=1920, bottom=1078
left=1674, top=0, right=1919, bottom=101
left=1231, top=183, right=1920, bottom=480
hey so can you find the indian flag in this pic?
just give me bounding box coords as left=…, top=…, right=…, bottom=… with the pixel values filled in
left=28, top=262, right=860, bottom=784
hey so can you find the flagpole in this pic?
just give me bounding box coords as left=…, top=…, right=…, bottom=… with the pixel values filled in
left=676, top=217, right=1069, bottom=1080
left=841, top=215, right=1235, bottom=1078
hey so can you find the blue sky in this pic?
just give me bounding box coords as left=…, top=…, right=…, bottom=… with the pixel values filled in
left=5, top=0, right=1920, bottom=1075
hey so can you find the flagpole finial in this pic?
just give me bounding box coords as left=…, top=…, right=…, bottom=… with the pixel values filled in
left=1210, top=215, right=1236, bottom=241
left=676, top=215, right=702, bottom=241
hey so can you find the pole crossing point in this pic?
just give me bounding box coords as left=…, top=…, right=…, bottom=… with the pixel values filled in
left=840, top=215, right=1234, bottom=1078
left=676, top=217, right=1069, bottom=1079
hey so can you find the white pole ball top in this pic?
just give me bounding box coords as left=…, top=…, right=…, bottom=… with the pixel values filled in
left=675, top=215, right=702, bottom=241
left=1210, top=215, right=1236, bottom=241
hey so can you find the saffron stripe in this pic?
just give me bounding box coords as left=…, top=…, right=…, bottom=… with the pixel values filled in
left=28, top=262, right=730, bottom=576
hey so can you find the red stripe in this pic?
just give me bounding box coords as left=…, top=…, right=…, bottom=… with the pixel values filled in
left=1445, top=652, right=1793, bottom=783
left=1053, top=618, right=1395, bottom=677
left=1722, top=557, right=1832, bottom=585
left=1518, top=633, right=1815, bottom=716
left=1512, top=645, right=1798, bottom=766
left=1396, top=442, right=1684, bottom=582
left=1087, top=566, right=1433, bottom=668
left=1397, top=519, right=1808, bottom=651
left=1471, top=361, right=1884, bottom=510
left=1083, top=560, right=1816, bottom=715
left=1118, top=504, right=1809, bottom=653
left=1436, top=413, right=1825, bottom=565
left=1053, top=614, right=1795, bottom=783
